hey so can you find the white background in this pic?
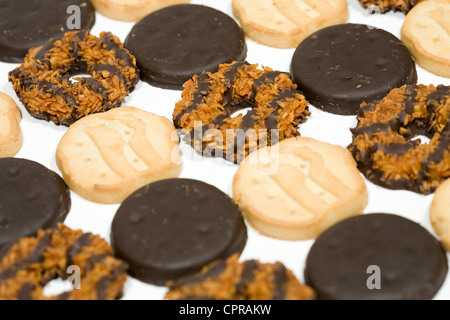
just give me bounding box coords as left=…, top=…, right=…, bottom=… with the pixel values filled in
left=0, top=0, right=449, bottom=300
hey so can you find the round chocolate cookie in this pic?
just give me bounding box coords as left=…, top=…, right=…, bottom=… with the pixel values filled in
left=0, top=158, right=71, bottom=252
left=0, top=0, right=95, bottom=63
left=305, top=213, right=448, bottom=300
left=124, top=4, right=247, bottom=90
left=110, top=178, right=247, bottom=286
left=290, top=23, right=417, bottom=115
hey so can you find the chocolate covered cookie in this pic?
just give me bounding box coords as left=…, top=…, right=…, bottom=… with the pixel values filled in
left=124, top=4, right=247, bottom=90
left=290, top=23, right=417, bottom=115
left=0, top=158, right=71, bottom=251
left=110, top=178, right=247, bottom=286
left=0, top=0, right=95, bottom=63
left=305, top=214, right=448, bottom=300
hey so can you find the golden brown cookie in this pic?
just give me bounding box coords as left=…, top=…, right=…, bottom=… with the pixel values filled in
left=430, top=178, right=450, bottom=251
left=232, top=0, right=348, bottom=48
left=0, top=91, right=22, bottom=158
left=401, top=0, right=450, bottom=78
left=0, top=224, right=127, bottom=300
left=165, top=254, right=315, bottom=300
left=91, top=0, right=191, bottom=22
left=233, top=137, right=368, bottom=241
left=56, top=107, right=182, bottom=204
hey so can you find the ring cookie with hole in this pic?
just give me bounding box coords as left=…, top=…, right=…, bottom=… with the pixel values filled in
left=232, top=137, right=368, bottom=240
left=90, top=0, right=191, bottom=22
left=401, top=0, right=450, bottom=78
left=56, top=107, right=182, bottom=204
left=0, top=91, right=22, bottom=158
left=232, top=0, right=348, bottom=48
left=430, top=178, right=450, bottom=251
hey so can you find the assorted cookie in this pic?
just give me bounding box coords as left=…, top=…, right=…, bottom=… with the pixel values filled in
left=0, top=91, right=22, bottom=158
left=90, top=0, right=190, bottom=22
left=233, top=137, right=368, bottom=240
left=305, top=213, right=448, bottom=300
left=0, top=0, right=95, bottom=63
left=430, top=178, right=450, bottom=251
left=348, top=84, right=450, bottom=195
left=110, top=179, right=247, bottom=286
left=0, top=158, right=71, bottom=252
left=0, top=1, right=449, bottom=301
left=232, top=0, right=348, bottom=48
left=401, top=0, right=450, bottom=78
left=291, top=23, right=417, bottom=115
left=358, top=0, right=419, bottom=14
left=165, top=254, right=315, bottom=300
left=56, top=107, right=182, bottom=204
left=173, top=61, right=310, bottom=163
left=124, top=4, right=247, bottom=90
left=0, top=224, right=127, bottom=300
left=9, top=30, right=139, bottom=126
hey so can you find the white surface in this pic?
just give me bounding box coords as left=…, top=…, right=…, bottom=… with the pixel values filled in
left=0, top=0, right=449, bottom=300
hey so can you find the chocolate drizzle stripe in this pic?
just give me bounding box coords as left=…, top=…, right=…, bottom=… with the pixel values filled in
left=101, top=33, right=134, bottom=69
left=84, top=253, right=109, bottom=273
left=17, top=282, right=35, bottom=300
left=223, top=62, right=248, bottom=106
left=92, top=64, right=126, bottom=83
left=67, top=233, right=92, bottom=266
left=235, top=260, right=258, bottom=297
left=272, top=264, right=287, bottom=300
left=37, top=81, right=77, bottom=109
left=265, top=90, right=300, bottom=130
left=251, top=71, right=289, bottom=98
left=96, top=262, right=128, bottom=300
left=170, top=260, right=228, bottom=289
left=351, top=123, right=391, bottom=136
left=81, top=78, right=110, bottom=107
left=175, top=73, right=210, bottom=125
left=0, top=233, right=52, bottom=282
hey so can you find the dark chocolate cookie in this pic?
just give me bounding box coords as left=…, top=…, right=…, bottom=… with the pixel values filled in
left=0, top=0, right=95, bottom=63
left=110, top=178, right=247, bottom=286
left=0, top=158, right=71, bottom=252
left=290, top=23, right=417, bottom=115
left=124, top=4, right=247, bottom=90
left=305, top=213, right=448, bottom=300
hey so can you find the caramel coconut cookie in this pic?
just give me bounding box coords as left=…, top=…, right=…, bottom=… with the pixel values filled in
left=232, top=0, right=348, bottom=49
left=233, top=137, right=368, bottom=241
left=165, top=254, right=315, bottom=300
left=401, top=0, right=450, bottom=78
left=430, top=178, right=450, bottom=251
left=0, top=91, right=22, bottom=158
left=173, top=61, right=310, bottom=164
left=0, top=0, right=95, bottom=63
left=0, top=224, right=127, bottom=300
left=359, top=0, right=419, bottom=13
left=91, top=0, right=190, bottom=22
left=56, top=107, right=182, bottom=204
left=9, top=30, right=139, bottom=126
left=348, top=84, right=450, bottom=195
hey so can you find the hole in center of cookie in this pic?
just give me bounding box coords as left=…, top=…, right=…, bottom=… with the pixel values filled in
left=69, top=74, right=92, bottom=83
left=230, top=107, right=251, bottom=119
left=411, top=135, right=431, bottom=145
left=43, top=277, right=76, bottom=297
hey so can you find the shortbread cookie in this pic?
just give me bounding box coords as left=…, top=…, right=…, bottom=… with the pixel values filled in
left=291, top=23, right=417, bottom=115
left=111, top=179, right=247, bottom=285
left=401, top=0, right=450, bottom=78
left=359, top=0, right=419, bottom=13
left=305, top=214, right=448, bottom=300
left=233, top=137, right=368, bottom=241
left=0, top=224, right=127, bottom=300
left=165, top=254, right=315, bottom=300
left=0, top=92, right=22, bottom=158
left=56, top=107, right=182, bottom=204
left=125, top=4, right=247, bottom=89
left=232, top=0, right=348, bottom=48
left=0, top=0, right=95, bottom=63
left=430, top=178, right=450, bottom=251
left=91, top=0, right=190, bottom=22
left=0, top=158, right=71, bottom=251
